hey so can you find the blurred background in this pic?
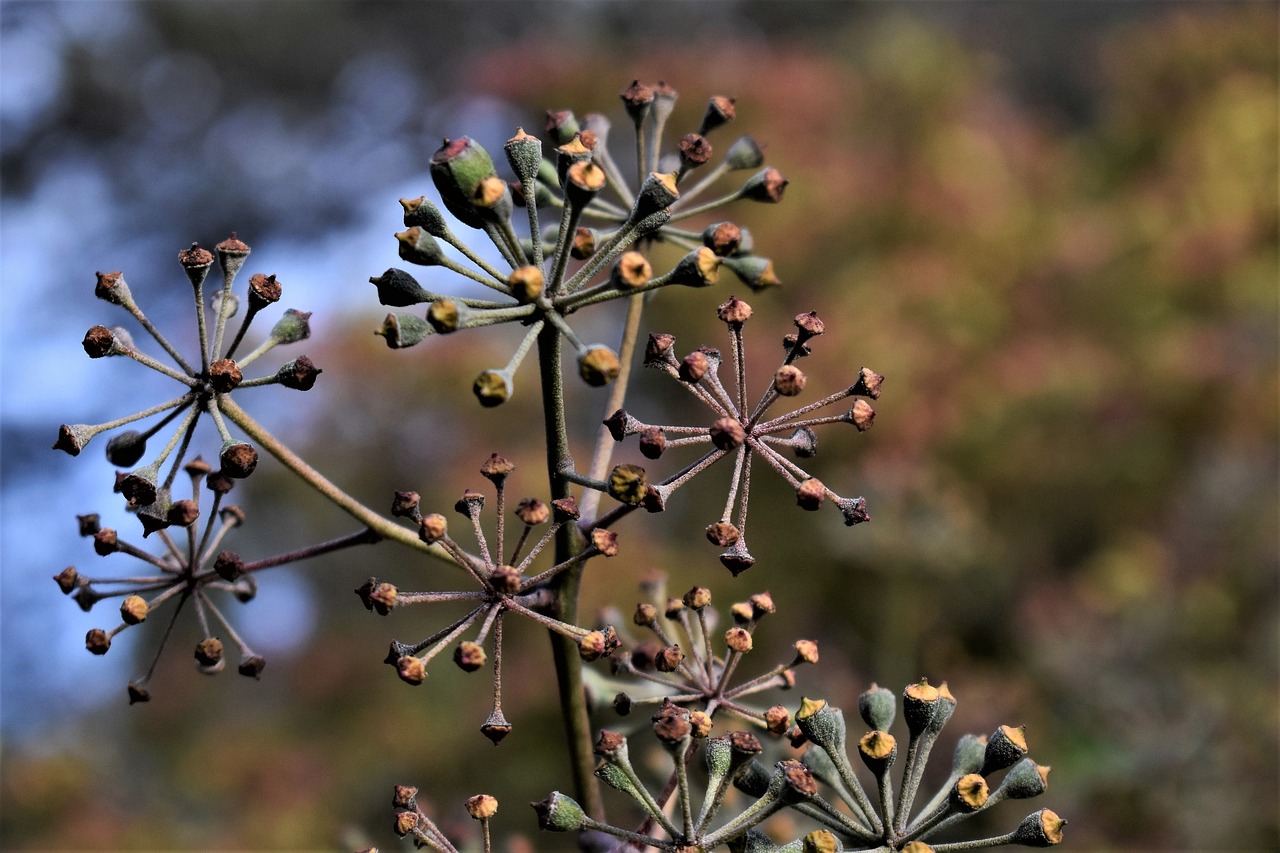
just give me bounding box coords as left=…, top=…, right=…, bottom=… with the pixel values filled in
left=2, top=1, right=1276, bottom=849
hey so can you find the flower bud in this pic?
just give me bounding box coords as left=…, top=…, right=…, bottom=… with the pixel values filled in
left=578, top=345, right=620, bottom=387
left=431, top=136, right=499, bottom=229
left=706, top=521, right=740, bottom=548
left=505, top=127, right=543, bottom=181
left=719, top=538, right=755, bottom=576
left=571, top=226, right=597, bottom=259
left=400, top=196, right=449, bottom=236
left=532, top=792, right=585, bottom=832
left=678, top=133, right=713, bottom=173
left=982, top=724, right=1030, bottom=775
left=396, top=655, right=426, bottom=685
left=679, top=350, right=710, bottom=383
left=427, top=300, right=463, bottom=334
left=725, top=136, right=765, bottom=171
left=481, top=707, right=512, bottom=745
left=127, top=682, right=151, bottom=704
left=610, top=251, right=652, bottom=289
left=998, top=758, right=1051, bottom=799
left=725, top=626, right=753, bottom=653
left=179, top=244, right=215, bottom=287
left=717, top=295, right=753, bottom=326
left=454, top=641, right=487, bottom=672
left=53, top=566, right=80, bottom=594
left=590, top=528, right=619, bottom=557
left=552, top=496, right=580, bottom=521
left=219, top=440, right=258, bottom=479
left=370, top=267, right=432, bottom=307
left=118, top=466, right=159, bottom=507
left=1011, top=808, right=1067, bottom=846
left=238, top=655, right=266, bottom=679
left=215, top=234, right=251, bottom=278
left=473, top=369, right=513, bottom=407
left=710, top=417, right=746, bottom=450
left=703, top=222, right=744, bottom=256
left=119, top=595, right=148, bottom=625
left=393, top=810, right=419, bottom=837
left=793, top=639, right=820, bottom=665
left=578, top=631, right=608, bottom=661
left=644, top=332, right=676, bottom=365
left=82, top=325, right=122, bottom=358
left=838, top=496, right=870, bottom=526
left=565, top=160, right=606, bottom=208
left=741, top=167, right=788, bottom=203
left=638, top=426, right=666, bottom=459
left=396, top=226, right=447, bottom=266
left=194, top=637, right=224, bottom=668
left=544, top=109, right=579, bottom=145
left=852, top=367, right=885, bottom=399
left=668, top=247, right=721, bottom=287
left=699, top=95, right=737, bottom=135
left=466, top=793, right=499, bottom=821
left=847, top=399, right=876, bottom=431
left=724, top=255, right=781, bottom=290
left=509, top=265, right=545, bottom=304
left=952, top=773, right=989, bottom=812
left=633, top=172, right=680, bottom=219
left=376, top=312, right=431, bottom=349
left=246, top=272, right=282, bottom=311
left=268, top=309, right=311, bottom=345
left=209, top=358, right=243, bottom=393
left=859, top=683, right=896, bottom=731
left=858, top=730, right=897, bottom=773
left=99, top=432, right=144, bottom=466
left=86, top=628, right=111, bottom=655
left=655, top=644, right=684, bottom=672
left=607, top=464, right=648, bottom=506
left=93, top=270, right=131, bottom=305
left=796, top=478, right=826, bottom=511
left=773, top=364, right=806, bottom=397
left=275, top=355, right=322, bottom=391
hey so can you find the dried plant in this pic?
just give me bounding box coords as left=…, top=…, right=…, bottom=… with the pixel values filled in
left=52, top=80, right=1065, bottom=851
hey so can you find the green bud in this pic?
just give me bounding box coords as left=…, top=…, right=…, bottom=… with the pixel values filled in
left=400, top=196, right=450, bottom=237
left=395, top=227, right=447, bottom=266
left=667, top=247, right=722, bottom=287
left=997, top=758, right=1051, bottom=800
left=1011, top=808, right=1066, bottom=846
left=858, top=683, right=896, bottom=732
left=504, top=128, right=543, bottom=184
left=531, top=792, right=586, bottom=832
left=544, top=109, right=579, bottom=146
left=723, top=255, right=781, bottom=291
left=725, top=135, right=765, bottom=171
left=430, top=136, right=499, bottom=230
left=795, top=698, right=848, bottom=755
left=981, top=725, right=1029, bottom=775
left=269, top=309, right=311, bottom=345
left=276, top=355, right=322, bottom=391
left=952, top=733, right=989, bottom=775
left=375, top=313, right=431, bottom=349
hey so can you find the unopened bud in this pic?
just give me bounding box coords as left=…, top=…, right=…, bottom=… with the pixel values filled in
left=725, top=626, right=753, bottom=653
left=376, top=312, right=431, bottom=349
left=276, top=355, right=322, bottom=390
left=219, top=440, right=258, bottom=479
left=396, top=655, right=426, bottom=685
left=607, top=464, right=648, bottom=506
left=724, top=255, right=781, bottom=290
left=454, top=641, right=486, bottom=672
left=796, top=478, right=826, bottom=511
left=579, top=345, right=621, bottom=387
left=194, top=637, right=224, bottom=668
left=610, top=251, right=653, bottom=289
left=269, top=309, right=311, bottom=345
left=473, top=369, right=513, bottom=407
left=466, top=793, right=499, bottom=821
left=667, top=247, right=721, bottom=287
left=509, top=265, right=544, bottom=304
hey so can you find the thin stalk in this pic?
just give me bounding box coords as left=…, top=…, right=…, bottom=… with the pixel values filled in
left=216, top=397, right=448, bottom=563
left=579, top=292, right=646, bottom=522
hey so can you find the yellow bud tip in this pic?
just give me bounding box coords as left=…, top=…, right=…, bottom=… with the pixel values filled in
left=797, top=696, right=826, bottom=720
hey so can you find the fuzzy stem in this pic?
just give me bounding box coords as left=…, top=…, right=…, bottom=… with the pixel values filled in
left=536, top=322, right=602, bottom=819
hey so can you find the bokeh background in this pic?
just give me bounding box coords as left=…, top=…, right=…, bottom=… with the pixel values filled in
left=2, top=1, right=1276, bottom=850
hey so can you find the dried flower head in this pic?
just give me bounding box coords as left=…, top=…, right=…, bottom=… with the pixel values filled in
left=373, top=81, right=788, bottom=404
left=360, top=455, right=619, bottom=743
left=603, top=298, right=883, bottom=573
left=603, top=572, right=817, bottom=732
left=58, top=457, right=376, bottom=701
left=55, top=238, right=321, bottom=527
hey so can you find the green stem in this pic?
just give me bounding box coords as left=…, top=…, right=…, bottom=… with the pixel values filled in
left=216, top=396, right=449, bottom=564
left=537, top=322, right=602, bottom=819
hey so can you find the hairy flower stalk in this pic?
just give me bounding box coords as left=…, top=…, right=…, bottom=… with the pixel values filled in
left=55, top=237, right=321, bottom=529
left=58, top=457, right=377, bottom=702
left=592, top=297, right=883, bottom=574
left=356, top=455, right=621, bottom=744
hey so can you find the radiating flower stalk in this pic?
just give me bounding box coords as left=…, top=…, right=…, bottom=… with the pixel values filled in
left=575, top=296, right=883, bottom=575
left=54, top=235, right=320, bottom=535
left=55, top=456, right=378, bottom=702
left=392, top=787, right=499, bottom=853
left=355, top=454, right=622, bottom=744
left=604, top=573, right=818, bottom=732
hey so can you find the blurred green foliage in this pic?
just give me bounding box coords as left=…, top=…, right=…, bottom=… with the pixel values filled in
left=3, top=3, right=1275, bottom=851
